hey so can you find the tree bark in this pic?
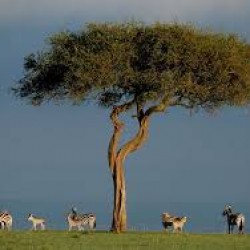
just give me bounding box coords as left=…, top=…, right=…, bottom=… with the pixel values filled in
left=108, top=105, right=151, bottom=232
left=111, top=161, right=127, bottom=232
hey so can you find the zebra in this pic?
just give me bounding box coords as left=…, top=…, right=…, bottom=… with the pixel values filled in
left=222, top=205, right=245, bottom=234
left=0, top=211, right=13, bottom=230
left=162, top=212, right=188, bottom=233
left=172, top=216, right=187, bottom=233
left=162, top=212, right=176, bottom=231
left=27, top=214, right=46, bottom=230
left=67, top=209, right=96, bottom=231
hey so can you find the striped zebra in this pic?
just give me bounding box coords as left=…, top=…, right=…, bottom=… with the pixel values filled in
left=162, top=212, right=188, bottom=233
left=27, top=214, right=46, bottom=230
left=0, top=211, right=13, bottom=231
left=162, top=212, right=176, bottom=231
left=67, top=211, right=96, bottom=231
left=172, top=216, right=187, bottom=233
left=222, top=205, right=245, bottom=234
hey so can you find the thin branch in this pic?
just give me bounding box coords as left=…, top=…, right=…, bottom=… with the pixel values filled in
left=145, top=95, right=170, bottom=116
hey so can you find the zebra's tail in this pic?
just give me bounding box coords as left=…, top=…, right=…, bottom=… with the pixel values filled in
left=239, top=218, right=244, bottom=233
left=93, top=220, right=96, bottom=229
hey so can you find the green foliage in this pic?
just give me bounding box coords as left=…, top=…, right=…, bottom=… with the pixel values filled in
left=14, top=22, right=250, bottom=111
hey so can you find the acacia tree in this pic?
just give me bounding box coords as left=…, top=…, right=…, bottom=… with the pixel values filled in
left=14, top=22, right=250, bottom=232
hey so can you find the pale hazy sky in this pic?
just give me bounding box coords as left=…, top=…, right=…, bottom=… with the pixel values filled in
left=0, top=0, right=250, bottom=209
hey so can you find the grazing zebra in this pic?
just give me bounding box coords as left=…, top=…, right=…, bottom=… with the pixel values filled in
left=0, top=211, right=13, bottom=230
left=162, top=212, right=187, bottom=233
left=222, top=205, right=245, bottom=234
left=27, top=214, right=46, bottom=230
left=67, top=210, right=96, bottom=231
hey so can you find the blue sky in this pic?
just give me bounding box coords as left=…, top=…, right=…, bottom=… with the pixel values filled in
left=0, top=0, right=250, bottom=208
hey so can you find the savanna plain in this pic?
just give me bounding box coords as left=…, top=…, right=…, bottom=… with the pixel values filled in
left=0, top=231, right=250, bottom=250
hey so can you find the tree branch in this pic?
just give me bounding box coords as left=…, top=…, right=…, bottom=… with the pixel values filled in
left=108, top=101, right=134, bottom=173
left=116, top=112, right=150, bottom=166
left=145, top=95, right=170, bottom=116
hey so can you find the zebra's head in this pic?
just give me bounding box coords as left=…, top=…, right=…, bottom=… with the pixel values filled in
left=27, top=214, right=33, bottom=220
left=72, top=207, right=77, bottom=213
left=222, top=205, right=232, bottom=216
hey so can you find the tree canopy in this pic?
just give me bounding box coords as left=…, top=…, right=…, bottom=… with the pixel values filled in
left=15, top=22, right=250, bottom=112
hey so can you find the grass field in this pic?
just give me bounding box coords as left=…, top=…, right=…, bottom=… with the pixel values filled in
left=0, top=231, right=250, bottom=250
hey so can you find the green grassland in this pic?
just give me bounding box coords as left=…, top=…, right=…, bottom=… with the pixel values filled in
left=0, top=231, right=250, bottom=250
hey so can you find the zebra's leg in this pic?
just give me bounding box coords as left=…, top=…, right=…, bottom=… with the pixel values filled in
left=89, top=222, right=94, bottom=232
left=239, top=225, right=244, bottom=234
left=6, top=222, right=11, bottom=231
left=92, top=223, right=96, bottom=232
left=90, top=223, right=94, bottom=232
left=231, top=224, right=234, bottom=234
left=41, top=223, right=45, bottom=230
left=238, top=220, right=244, bottom=234
left=241, top=224, right=244, bottom=234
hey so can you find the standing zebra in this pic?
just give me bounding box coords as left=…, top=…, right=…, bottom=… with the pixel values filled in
left=0, top=211, right=13, bottom=231
left=27, top=214, right=46, bottom=230
left=172, top=216, right=188, bottom=233
left=67, top=208, right=96, bottom=231
left=162, top=212, right=188, bottom=233
left=222, top=205, right=245, bottom=234
left=162, top=212, right=176, bottom=231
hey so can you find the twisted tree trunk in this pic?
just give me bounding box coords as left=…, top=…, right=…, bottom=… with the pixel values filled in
left=108, top=105, right=151, bottom=232
left=108, top=97, right=170, bottom=232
